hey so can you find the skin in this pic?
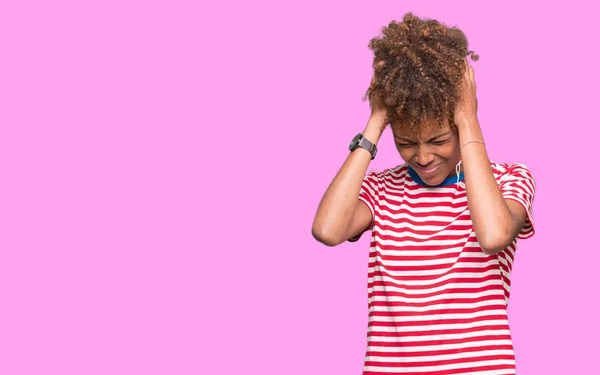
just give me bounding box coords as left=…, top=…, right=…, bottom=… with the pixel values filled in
left=392, top=119, right=461, bottom=186
left=312, top=60, right=529, bottom=255
left=453, top=61, right=529, bottom=255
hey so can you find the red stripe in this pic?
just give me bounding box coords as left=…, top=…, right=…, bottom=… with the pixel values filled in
left=369, top=294, right=504, bottom=308
left=367, top=334, right=512, bottom=347
left=367, top=344, right=514, bottom=358
left=367, top=324, right=510, bottom=338
left=368, top=257, right=495, bottom=272
left=372, top=249, right=462, bottom=262
left=371, top=238, right=479, bottom=251
left=363, top=363, right=515, bottom=375
left=368, top=314, right=508, bottom=328
left=368, top=264, right=503, bottom=281
left=403, top=189, right=466, bottom=199
left=375, top=232, right=473, bottom=244
left=367, top=274, right=498, bottom=290
left=369, top=305, right=506, bottom=318
left=370, top=286, right=504, bottom=300
left=376, top=208, right=469, bottom=220
left=364, top=354, right=515, bottom=368
left=371, top=247, right=485, bottom=261
left=367, top=274, right=502, bottom=291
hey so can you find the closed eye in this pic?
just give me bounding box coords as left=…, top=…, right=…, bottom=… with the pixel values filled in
left=431, top=139, right=450, bottom=145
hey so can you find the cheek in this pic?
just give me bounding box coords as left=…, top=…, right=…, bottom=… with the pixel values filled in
left=396, top=147, right=413, bottom=162
left=442, top=143, right=460, bottom=159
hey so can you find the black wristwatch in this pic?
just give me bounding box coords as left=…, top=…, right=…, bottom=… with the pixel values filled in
left=349, top=133, right=377, bottom=160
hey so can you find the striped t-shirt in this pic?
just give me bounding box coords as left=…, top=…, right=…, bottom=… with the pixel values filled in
left=351, top=161, right=536, bottom=375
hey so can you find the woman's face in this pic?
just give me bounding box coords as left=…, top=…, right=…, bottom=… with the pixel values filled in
left=391, top=117, right=461, bottom=186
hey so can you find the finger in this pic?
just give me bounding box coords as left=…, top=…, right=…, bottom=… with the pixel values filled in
left=463, top=60, right=472, bottom=82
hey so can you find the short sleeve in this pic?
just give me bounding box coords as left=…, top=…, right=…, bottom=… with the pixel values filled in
left=499, top=163, right=536, bottom=239
left=347, top=170, right=379, bottom=242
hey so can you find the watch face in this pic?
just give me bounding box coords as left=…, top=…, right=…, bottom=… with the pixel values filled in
left=349, top=134, right=362, bottom=150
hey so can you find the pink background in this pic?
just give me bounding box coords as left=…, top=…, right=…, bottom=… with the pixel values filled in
left=1, top=1, right=598, bottom=374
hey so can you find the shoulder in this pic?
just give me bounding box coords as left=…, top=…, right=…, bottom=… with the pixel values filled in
left=361, top=164, right=409, bottom=198
left=367, top=163, right=409, bottom=180
left=491, top=162, right=536, bottom=194
left=490, top=161, right=535, bottom=184
left=363, top=164, right=410, bottom=192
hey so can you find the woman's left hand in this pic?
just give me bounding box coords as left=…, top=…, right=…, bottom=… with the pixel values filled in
left=454, top=60, right=479, bottom=130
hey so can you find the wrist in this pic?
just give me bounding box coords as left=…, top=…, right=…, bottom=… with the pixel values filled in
left=455, top=114, right=479, bottom=129
left=457, top=118, right=482, bottom=138
left=363, top=117, right=387, bottom=144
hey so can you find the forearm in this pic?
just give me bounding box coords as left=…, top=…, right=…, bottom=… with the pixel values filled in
left=458, top=119, right=514, bottom=254
left=312, top=115, right=384, bottom=243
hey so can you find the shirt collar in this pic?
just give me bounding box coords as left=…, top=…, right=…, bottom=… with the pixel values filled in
left=407, top=165, right=464, bottom=187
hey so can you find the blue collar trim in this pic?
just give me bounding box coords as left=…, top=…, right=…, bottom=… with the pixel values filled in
left=407, top=166, right=464, bottom=187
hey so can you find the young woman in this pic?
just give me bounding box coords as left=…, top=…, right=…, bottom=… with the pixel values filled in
left=312, top=13, right=536, bottom=375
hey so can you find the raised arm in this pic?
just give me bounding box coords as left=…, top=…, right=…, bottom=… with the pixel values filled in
left=455, top=61, right=531, bottom=255
left=312, top=111, right=386, bottom=246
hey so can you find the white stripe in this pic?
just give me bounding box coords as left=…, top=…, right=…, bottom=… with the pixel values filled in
left=368, top=246, right=481, bottom=258
left=373, top=236, right=473, bottom=248
left=367, top=318, right=509, bottom=333
left=454, top=369, right=516, bottom=375
left=368, top=253, right=486, bottom=267
left=377, top=206, right=471, bottom=220
left=367, top=329, right=513, bottom=343
left=370, top=290, right=505, bottom=304
left=374, top=220, right=474, bottom=231
left=368, top=270, right=502, bottom=286
left=383, top=193, right=468, bottom=206
left=363, top=359, right=515, bottom=373
left=368, top=338, right=513, bottom=353
left=368, top=281, right=501, bottom=295
left=369, top=310, right=507, bottom=323
left=368, top=260, right=500, bottom=277
left=369, top=299, right=506, bottom=312
left=367, top=349, right=515, bottom=363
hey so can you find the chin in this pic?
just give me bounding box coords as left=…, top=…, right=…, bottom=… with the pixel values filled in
left=422, top=176, right=444, bottom=186
left=420, top=170, right=448, bottom=186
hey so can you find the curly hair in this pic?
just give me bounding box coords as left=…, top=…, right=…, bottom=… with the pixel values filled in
left=363, top=13, right=479, bottom=133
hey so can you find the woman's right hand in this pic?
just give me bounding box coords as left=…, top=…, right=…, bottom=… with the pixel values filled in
left=367, top=90, right=389, bottom=135
left=312, top=70, right=388, bottom=247
left=368, top=63, right=390, bottom=133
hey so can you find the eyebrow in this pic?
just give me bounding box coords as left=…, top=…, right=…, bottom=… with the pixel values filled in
left=395, top=131, right=452, bottom=143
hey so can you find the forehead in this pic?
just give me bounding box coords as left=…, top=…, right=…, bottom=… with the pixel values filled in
left=392, top=119, right=451, bottom=140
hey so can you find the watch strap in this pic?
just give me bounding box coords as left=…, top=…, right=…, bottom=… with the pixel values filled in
left=350, top=134, right=377, bottom=160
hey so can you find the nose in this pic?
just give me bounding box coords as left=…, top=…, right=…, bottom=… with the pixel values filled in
left=414, top=145, right=435, bottom=166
